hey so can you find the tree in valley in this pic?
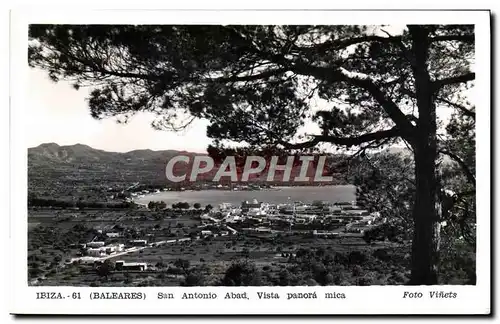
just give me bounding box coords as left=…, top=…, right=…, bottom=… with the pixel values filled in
left=28, top=24, right=475, bottom=284
left=182, top=268, right=207, bottom=286
left=148, top=200, right=167, bottom=211
left=179, top=202, right=190, bottom=209
left=221, top=260, right=261, bottom=286
left=95, top=260, right=114, bottom=279
left=174, top=258, right=191, bottom=275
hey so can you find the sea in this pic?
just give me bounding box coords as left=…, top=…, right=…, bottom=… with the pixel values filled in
left=134, top=185, right=356, bottom=207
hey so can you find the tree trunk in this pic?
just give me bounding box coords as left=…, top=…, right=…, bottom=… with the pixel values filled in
left=409, top=142, right=441, bottom=285
left=408, top=25, right=441, bottom=285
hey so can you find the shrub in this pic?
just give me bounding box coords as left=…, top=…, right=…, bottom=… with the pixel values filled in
left=358, top=272, right=378, bottom=286
left=352, top=265, right=364, bottom=277
left=183, top=271, right=206, bottom=286
left=324, top=273, right=335, bottom=285
left=332, top=272, right=348, bottom=285
left=174, top=259, right=190, bottom=274
left=390, top=271, right=407, bottom=284
left=356, top=277, right=373, bottom=286
left=295, top=248, right=312, bottom=259
left=334, top=252, right=348, bottom=265
left=30, top=262, right=40, bottom=269
left=305, top=278, right=318, bottom=286
left=221, top=260, right=261, bottom=286
left=278, top=269, right=291, bottom=286
left=28, top=268, right=43, bottom=278
left=373, top=249, right=391, bottom=262
left=348, top=251, right=367, bottom=264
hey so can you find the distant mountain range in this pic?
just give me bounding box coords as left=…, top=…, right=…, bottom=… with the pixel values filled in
left=28, top=143, right=204, bottom=197
left=28, top=143, right=419, bottom=198
left=29, top=142, right=191, bottom=164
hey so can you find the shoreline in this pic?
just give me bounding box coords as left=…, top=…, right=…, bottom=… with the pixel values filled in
left=132, top=185, right=356, bottom=206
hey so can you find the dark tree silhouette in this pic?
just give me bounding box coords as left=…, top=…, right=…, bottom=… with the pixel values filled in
left=221, top=260, right=261, bottom=286
left=182, top=270, right=206, bottom=286
left=95, top=260, right=114, bottom=279
left=28, top=25, right=475, bottom=285
left=351, top=151, right=416, bottom=230
left=174, top=258, right=191, bottom=275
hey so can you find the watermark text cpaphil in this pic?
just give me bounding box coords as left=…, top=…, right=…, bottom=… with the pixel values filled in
left=165, top=155, right=334, bottom=183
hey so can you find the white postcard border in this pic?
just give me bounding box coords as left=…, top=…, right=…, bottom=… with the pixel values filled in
left=9, top=9, right=491, bottom=315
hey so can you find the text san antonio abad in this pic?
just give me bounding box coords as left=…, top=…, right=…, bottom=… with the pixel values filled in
left=158, top=291, right=347, bottom=300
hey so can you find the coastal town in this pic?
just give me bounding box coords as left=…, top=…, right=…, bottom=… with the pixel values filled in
left=67, top=197, right=385, bottom=266
left=28, top=187, right=402, bottom=287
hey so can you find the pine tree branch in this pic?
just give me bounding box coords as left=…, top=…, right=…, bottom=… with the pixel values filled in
left=439, top=149, right=476, bottom=185
left=211, top=68, right=287, bottom=83
left=291, top=35, right=403, bottom=54
left=218, top=27, right=417, bottom=134
left=436, top=97, right=476, bottom=119
left=429, top=35, right=474, bottom=43
left=278, top=127, right=402, bottom=149
left=286, top=63, right=416, bottom=132
left=433, top=72, right=475, bottom=89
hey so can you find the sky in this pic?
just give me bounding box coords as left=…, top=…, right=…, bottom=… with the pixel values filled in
left=27, top=68, right=212, bottom=153
left=27, top=66, right=330, bottom=153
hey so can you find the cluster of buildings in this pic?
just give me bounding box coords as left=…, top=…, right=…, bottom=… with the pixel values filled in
left=85, top=241, right=126, bottom=257
left=69, top=238, right=152, bottom=264
left=114, top=260, right=148, bottom=271
left=64, top=196, right=384, bottom=275
left=204, top=199, right=384, bottom=234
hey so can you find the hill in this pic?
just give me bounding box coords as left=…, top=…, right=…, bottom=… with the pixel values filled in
left=28, top=143, right=353, bottom=199
left=28, top=143, right=200, bottom=198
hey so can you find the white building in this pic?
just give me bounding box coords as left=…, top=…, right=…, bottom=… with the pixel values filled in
left=70, top=256, right=99, bottom=264
left=105, top=244, right=125, bottom=253
left=343, top=209, right=370, bottom=216
left=294, top=204, right=310, bottom=213
left=115, top=261, right=148, bottom=271
left=201, top=230, right=213, bottom=236
left=247, top=208, right=266, bottom=217
left=295, top=214, right=317, bottom=222
left=219, top=203, right=233, bottom=210
left=200, top=213, right=212, bottom=220
left=223, top=214, right=242, bottom=223
left=225, top=215, right=242, bottom=223
left=242, top=199, right=270, bottom=217
left=129, top=239, right=147, bottom=246
left=87, top=248, right=106, bottom=257
left=312, top=230, right=340, bottom=237
left=328, top=206, right=342, bottom=212
left=86, top=241, right=105, bottom=248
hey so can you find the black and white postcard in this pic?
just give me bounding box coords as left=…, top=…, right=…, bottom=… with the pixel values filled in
left=9, top=8, right=491, bottom=315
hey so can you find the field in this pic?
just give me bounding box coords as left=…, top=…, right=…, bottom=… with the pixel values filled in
left=28, top=208, right=423, bottom=287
